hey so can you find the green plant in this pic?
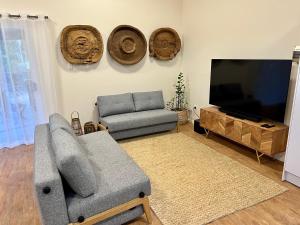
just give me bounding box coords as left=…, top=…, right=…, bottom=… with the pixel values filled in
left=167, top=72, right=188, bottom=111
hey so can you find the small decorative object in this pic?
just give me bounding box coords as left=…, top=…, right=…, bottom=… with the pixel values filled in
left=107, top=25, right=147, bottom=65
left=71, top=111, right=83, bottom=136
left=84, top=121, right=96, bottom=134
left=166, top=72, right=188, bottom=125
left=60, top=25, right=103, bottom=64
left=149, top=27, right=181, bottom=60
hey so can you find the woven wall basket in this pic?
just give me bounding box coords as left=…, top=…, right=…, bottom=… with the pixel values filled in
left=149, top=27, right=181, bottom=60
left=60, top=25, right=103, bottom=64
left=107, top=25, right=147, bottom=65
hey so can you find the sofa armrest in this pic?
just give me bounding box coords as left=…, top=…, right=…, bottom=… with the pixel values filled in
left=34, top=124, right=69, bottom=225
left=34, top=176, right=69, bottom=225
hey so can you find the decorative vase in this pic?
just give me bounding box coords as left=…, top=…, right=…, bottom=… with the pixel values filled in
left=176, top=109, right=188, bottom=125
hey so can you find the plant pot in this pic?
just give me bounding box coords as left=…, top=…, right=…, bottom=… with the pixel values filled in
left=176, top=109, right=188, bottom=125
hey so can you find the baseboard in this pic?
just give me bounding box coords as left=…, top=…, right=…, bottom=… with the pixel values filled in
left=283, top=171, right=300, bottom=187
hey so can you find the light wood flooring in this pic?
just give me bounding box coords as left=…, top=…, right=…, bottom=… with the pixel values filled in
left=0, top=123, right=300, bottom=225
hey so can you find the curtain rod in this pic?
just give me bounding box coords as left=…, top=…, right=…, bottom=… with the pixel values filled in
left=0, top=14, right=49, bottom=19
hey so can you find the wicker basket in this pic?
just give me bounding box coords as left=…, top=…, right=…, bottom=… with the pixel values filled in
left=176, top=110, right=188, bottom=125
left=84, top=121, right=96, bottom=134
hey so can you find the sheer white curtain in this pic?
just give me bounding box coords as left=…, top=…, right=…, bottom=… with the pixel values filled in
left=0, top=14, right=58, bottom=148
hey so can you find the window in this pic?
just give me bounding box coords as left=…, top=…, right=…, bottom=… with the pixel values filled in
left=0, top=16, right=58, bottom=148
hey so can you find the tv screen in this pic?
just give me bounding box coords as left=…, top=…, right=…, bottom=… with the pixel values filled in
left=209, top=59, right=292, bottom=122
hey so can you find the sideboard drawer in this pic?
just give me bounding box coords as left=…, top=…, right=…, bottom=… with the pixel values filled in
left=200, top=107, right=288, bottom=157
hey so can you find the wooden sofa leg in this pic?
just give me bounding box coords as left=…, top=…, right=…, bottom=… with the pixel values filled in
left=142, top=197, right=152, bottom=224
left=97, top=123, right=108, bottom=131
left=68, top=197, right=152, bottom=225
left=176, top=122, right=180, bottom=132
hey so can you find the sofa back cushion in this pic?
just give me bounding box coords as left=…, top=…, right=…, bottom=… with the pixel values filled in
left=133, top=91, right=165, bottom=111
left=97, top=93, right=135, bottom=117
left=51, top=128, right=97, bottom=197
left=49, top=113, right=74, bottom=134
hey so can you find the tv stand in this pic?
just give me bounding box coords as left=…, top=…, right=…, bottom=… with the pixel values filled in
left=219, top=108, right=262, bottom=122
left=200, top=106, right=288, bottom=163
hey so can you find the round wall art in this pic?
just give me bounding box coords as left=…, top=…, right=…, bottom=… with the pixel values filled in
left=107, top=25, right=147, bottom=65
left=149, top=27, right=181, bottom=61
left=60, top=25, right=103, bottom=64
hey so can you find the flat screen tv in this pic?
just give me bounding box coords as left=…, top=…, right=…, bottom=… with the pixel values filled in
left=209, top=59, right=292, bottom=122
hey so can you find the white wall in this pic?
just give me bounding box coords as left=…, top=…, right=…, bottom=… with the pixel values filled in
left=182, top=0, right=300, bottom=123
left=2, top=0, right=183, bottom=122
left=182, top=0, right=300, bottom=160
left=3, top=0, right=300, bottom=159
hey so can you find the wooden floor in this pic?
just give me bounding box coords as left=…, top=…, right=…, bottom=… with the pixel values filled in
left=1, top=123, right=300, bottom=225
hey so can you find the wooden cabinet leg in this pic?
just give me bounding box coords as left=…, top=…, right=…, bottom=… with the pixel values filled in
left=204, top=128, right=210, bottom=138
left=255, top=150, right=264, bottom=164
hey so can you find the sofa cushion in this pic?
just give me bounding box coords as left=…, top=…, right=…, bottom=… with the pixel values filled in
left=65, top=131, right=151, bottom=223
left=49, top=113, right=74, bottom=134
left=100, top=109, right=178, bottom=132
left=97, top=93, right=135, bottom=117
left=133, top=91, right=165, bottom=111
left=51, top=128, right=97, bottom=197
left=110, top=122, right=177, bottom=140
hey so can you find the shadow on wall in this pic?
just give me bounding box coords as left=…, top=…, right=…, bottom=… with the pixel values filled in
left=93, top=105, right=99, bottom=123
left=265, top=24, right=300, bottom=56
left=47, top=22, right=64, bottom=114
left=107, top=51, right=182, bottom=73
left=150, top=54, right=180, bottom=68
left=267, top=23, right=300, bottom=126
left=105, top=52, right=146, bottom=73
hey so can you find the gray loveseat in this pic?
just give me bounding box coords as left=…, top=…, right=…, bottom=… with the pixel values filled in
left=97, top=91, right=178, bottom=140
left=34, top=114, right=152, bottom=225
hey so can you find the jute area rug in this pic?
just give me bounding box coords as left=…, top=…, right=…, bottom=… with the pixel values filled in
left=120, top=133, right=287, bottom=225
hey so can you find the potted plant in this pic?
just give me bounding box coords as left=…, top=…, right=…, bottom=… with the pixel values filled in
left=166, top=72, right=189, bottom=124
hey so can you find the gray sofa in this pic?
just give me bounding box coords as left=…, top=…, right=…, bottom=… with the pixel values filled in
left=34, top=114, right=151, bottom=225
left=97, top=91, right=178, bottom=140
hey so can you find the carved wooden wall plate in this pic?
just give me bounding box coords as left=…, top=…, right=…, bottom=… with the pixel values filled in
left=107, top=25, right=147, bottom=65
left=149, top=27, right=181, bottom=60
left=60, top=25, right=103, bottom=64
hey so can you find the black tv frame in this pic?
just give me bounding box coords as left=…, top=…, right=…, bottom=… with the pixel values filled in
left=209, top=59, right=292, bottom=123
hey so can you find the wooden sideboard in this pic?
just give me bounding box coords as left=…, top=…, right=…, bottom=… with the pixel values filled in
left=200, top=107, right=289, bottom=163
